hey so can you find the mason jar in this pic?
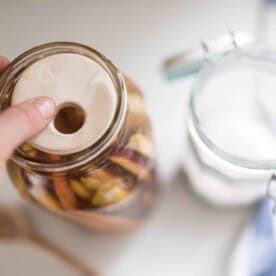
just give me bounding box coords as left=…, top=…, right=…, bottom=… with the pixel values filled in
left=0, top=42, right=157, bottom=232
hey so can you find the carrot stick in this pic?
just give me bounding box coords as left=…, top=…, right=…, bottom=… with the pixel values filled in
left=49, top=154, right=78, bottom=210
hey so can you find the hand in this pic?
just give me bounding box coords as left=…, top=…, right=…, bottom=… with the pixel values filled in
left=0, top=56, right=56, bottom=174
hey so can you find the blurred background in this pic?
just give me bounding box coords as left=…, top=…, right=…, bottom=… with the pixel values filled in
left=0, top=0, right=260, bottom=275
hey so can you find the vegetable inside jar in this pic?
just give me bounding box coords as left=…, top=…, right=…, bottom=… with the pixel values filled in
left=0, top=42, right=157, bottom=233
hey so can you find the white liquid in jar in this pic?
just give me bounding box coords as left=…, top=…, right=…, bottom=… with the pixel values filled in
left=185, top=63, right=276, bottom=205
left=196, top=66, right=276, bottom=161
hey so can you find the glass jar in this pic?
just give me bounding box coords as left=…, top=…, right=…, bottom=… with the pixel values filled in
left=183, top=48, right=276, bottom=206
left=163, top=32, right=276, bottom=207
left=0, top=42, right=157, bottom=232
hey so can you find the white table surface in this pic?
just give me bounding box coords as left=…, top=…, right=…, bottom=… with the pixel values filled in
left=0, top=0, right=259, bottom=275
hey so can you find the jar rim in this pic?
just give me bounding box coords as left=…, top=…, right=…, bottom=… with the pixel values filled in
left=189, top=48, right=276, bottom=171
left=0, top=42, right=128, bottom=172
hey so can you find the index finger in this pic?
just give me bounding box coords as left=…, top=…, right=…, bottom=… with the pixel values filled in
left=0, top=56, right=9, bottom=74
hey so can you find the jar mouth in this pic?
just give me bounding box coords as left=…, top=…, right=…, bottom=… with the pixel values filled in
left=0, top=42, right=128, bottom=172
left=189, top=48, right=276, bottom=171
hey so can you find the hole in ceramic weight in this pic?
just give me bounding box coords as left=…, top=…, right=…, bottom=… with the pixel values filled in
left=54, top=103, right=85, bottom=134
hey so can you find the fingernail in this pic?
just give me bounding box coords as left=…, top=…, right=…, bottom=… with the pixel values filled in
left=33, top=97, right=56, bottom=119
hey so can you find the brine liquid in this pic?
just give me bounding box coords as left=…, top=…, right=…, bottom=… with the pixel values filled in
left=8, top=78, right=157, bottom=232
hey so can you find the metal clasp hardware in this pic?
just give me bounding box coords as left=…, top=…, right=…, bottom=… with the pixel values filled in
left=162, top=31, right=255, bottom=80
left=266, top=174, right=276, bottom=214
left=229, top=30, right=238, bottom=49
left=200, top=30, right=238, bottom=64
